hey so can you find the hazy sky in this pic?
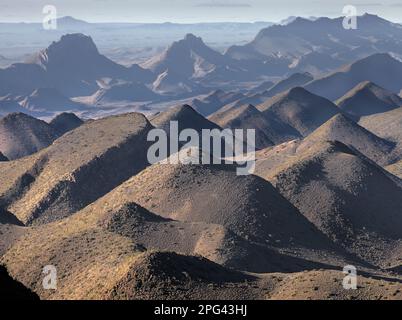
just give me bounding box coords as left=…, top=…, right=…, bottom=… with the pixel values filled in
left=1, top=0, right=402, bottom=23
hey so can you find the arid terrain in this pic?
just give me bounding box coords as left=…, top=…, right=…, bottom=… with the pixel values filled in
left=1, top=12, right=402, bottom=301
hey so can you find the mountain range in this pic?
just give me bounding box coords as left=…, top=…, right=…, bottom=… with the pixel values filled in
left=1, top=13, right=402, bottom=301
left=0, top=34, right=154, bottom=98
left=305, top=53, right=402, bottom=101
left=225, top=14, right=402, bottom=74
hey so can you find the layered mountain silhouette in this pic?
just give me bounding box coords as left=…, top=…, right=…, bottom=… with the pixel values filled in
left=208, top=87, right=339, bottom=145
left=216, top=91, right=275, bottom=112
left=249, top=80, right=274, bottom=94
left=262, top=72, right=314, bottom=97
left=219, top=73, right=315, bottom=114
left=0, top=34, right=154, bottom=97
left=306, top=53, right=402, bottom=100
left=336, top=81, right=402, bottom=119
left=226, top=14, right=402, bottom=71
left=290, top=52, right=344, bottom=76
left=143, top=34, right=235, bottom=80
left=2, top=13, right=402, bottom=301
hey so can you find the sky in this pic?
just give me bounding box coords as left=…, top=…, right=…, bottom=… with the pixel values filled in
left=0, top=0, right=402, bottom=23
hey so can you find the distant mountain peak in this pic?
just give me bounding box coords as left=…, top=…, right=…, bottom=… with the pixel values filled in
left=291, top=17, right=312, bottom=25
left=288, top=86, right=307, bottom=93
left=360, top=12, right=389, bottom=23
left=343, top=52, right=401, bottom=75
left=336, top=80, right=402, bottom=117
left=35, top=33, right=99, bottom=68
left=184, top=33, right=202, bottom=42
left=356, top=80, right=379, bottom=90
left=51, top=112, right=82, bottom=123
left=1, top=112, right=31, bottom=122
left=346, top=80, right=399, bottom=97
left=143, top=33, right=226, bottom=79
left=57, top=16, right=89, bottom=25
left=50, top=112, right=83, bottom=135
left=286, top=86, right=312, bottom=98
left=347, top=53, right=394, bottom=70
left=151, top=103, right=219, bottom=133
left=325, top=112, right=352, bottom=125
left=49, top=33, right=98, bottom=54
left=301, top=112, right=395, bottom=166
left=362, top=12, right=379, bottom=18
left=238, top=103, right=261, bottom=115
left=172, top=104, right=198, bottom=115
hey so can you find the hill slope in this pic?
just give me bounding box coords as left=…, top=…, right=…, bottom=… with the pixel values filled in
left=150, top=104, right=220, bottom=133
left=0, top=113, right=58, bottom=160
left=191, top=90, right=245, bottom=116
left=0, top=113, right=153, bottom=225
left=264, top=72, right=314, bottom=97
left=49, top=112, right=84, bottom=136
left=208, top=104, right=274, bottom=149
left=299, top=113, right=395, bottom=166
left=359, top=107, right=402, bottom=143
left=306, top=53, right=402, bottom=101
left=257, top=87, right=340, bottom=137
left=270, top=141, right=402, bottom=267
left=336, top=81, right=402, bottom=118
